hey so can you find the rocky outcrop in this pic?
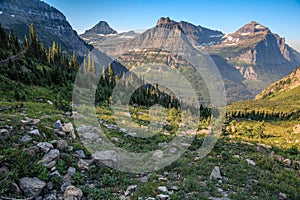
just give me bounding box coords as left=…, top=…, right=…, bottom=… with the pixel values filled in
left=156, top=17, right=224, bottom=46
left=0, top=0, right=91, bottom=56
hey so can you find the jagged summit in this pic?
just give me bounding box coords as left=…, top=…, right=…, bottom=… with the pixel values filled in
left=83, top=21, right=117, bottom=35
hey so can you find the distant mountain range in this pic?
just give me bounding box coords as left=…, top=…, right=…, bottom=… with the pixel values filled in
left=81, top=17, right=300, bottom=103
left=1, top=0, right=300, bottom=103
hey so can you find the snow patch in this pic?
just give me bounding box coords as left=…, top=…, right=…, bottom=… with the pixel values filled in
left=255, top=25, right=265, bottom=30
left=11, top=14, right=15, bottom=18
left=119, top=35, right=134, bottom=39
left=241, top=32, right=251, bottom=36
left=0, top=11, right=3, bottom=15
left=209, top=34, right=223, bottom=38
left=225, top=43, right=237, bottom=46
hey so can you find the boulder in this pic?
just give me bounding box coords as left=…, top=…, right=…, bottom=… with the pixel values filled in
left=246, top=159, right=256, bottom=166
left=19, top=177, right=46, bottom=197
left=29, top=128, right=40, bottom=136
left=62, top=122, right=76, bottom=139
left=64, top=186, right=83, bottom=200
left=210, top=166, right=222, bottom=180
left=67, top=167, right=76, bottom=177
left=75, top=150, right=85, bottom=159
left=93, top=150, right=118, bottom=168
left=21, top=118, right=41, bottom=125
left=38, top=149, right=60, bottom=168
left=54, top=120, right=63, bottom=130
left=157, top=186, right=168, bottom=193
left=37, top=142, right=53, bottom=153
left=56, top=139, right=68, bottom=150
left=293, top=124, right=300, bottom=133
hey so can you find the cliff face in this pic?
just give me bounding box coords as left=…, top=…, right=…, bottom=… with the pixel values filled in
left=156, top=17, right=224, bottom=46
left=205, top=21, right=300, bottom=88
left=0, top=0, right=90, bottom=56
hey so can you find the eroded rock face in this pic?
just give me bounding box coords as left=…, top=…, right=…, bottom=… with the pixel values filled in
left=0, top=0, right=90, bottom=56
left=19, top=177, right=46, bottom=197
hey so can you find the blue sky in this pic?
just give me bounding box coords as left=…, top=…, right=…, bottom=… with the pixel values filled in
left=43, top=0, right=300, bottom=51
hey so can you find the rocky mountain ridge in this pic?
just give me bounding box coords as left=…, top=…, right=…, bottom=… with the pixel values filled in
left=0, top=0, right=91, bottom=56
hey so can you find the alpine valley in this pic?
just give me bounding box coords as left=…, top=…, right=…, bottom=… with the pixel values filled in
left=0, top=0, right=299, bottom=200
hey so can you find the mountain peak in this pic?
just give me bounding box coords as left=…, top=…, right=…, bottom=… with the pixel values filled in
left=156, top=17, right=172, bottom=26
left=235, top=21, right=270, bottom=34
left=84, top=21, right=117, bottom=35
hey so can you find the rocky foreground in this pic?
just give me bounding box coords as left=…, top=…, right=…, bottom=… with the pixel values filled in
left=0, top=103, right=299, bottom=199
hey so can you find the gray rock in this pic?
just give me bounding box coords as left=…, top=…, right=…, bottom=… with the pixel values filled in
left=170, top=186, right=179, bottom=191
left=124, top=185, right=137, bottom=196
left=43, top=191, right=57, bottom=200
left=67, top=167, right=76, bottom=177
left=56, top=140, right=68, bottom=150
left=21, top=118, right=41, bottom=125
left=19, top=177, right=46, bottom=197
left=49, top=170, right=61, bottom=177
left=0, top=166, right=9, bottom=177
left=55, top=129, right=66, bottom=137
left=93, top=150, right=118, bottom=168
left=61, top=182, right=72, bottom=192
left=21, top=135, right=32, bottom=143
left=78, top=159, right=94, bottom=170
left=64, top=186, right=83, bottom=200
left=246, top=159, right=256, bottom=166
left=37, top=142, right=54, bottom=153
left=157, top=186, right=168, bottom=193
left=54, top=120, right=63, bottom=130
left=0, top=128, right=9, bottom=136
left=169, top=146, right=179, bottom=154
left=210, top=166, right=222, bottom=180
left=152, top=150, right=163, bottom=159
left=62, top=122, right=76, bottom=139
left=29, top=129, right=40, bottom=136
left=38, top=149, right=60, bottom=168
left=279, top=192, right=287, bottom=199
left=156, top=194, right=169, bottom=200
left=23, top=146, right=40, bottom=156
left=158, top=142, right=168, bottom=148
left=75, top=150, right=85, bottom=159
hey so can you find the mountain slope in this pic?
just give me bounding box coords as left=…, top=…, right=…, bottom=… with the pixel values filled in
left=205, top=21, right=300, bottom=90
left=227, top=66, right=300, bottom=120
left=0, top=0, right=91, bottom=56
left=256, top=66, right=300, bottom=99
